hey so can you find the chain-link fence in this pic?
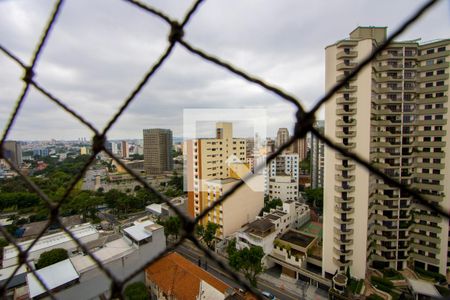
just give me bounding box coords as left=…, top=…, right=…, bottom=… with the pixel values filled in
left=0, top=0, right=446, bottom=298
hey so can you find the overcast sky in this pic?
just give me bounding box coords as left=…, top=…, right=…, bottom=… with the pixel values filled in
left=0, top=0, right=449, bottom=141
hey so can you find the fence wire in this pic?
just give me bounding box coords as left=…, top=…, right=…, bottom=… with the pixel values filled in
left=0, top=0, right=445, bottom=298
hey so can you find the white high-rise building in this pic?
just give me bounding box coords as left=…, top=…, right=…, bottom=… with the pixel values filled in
left=323, top=26, right=450, bottom=280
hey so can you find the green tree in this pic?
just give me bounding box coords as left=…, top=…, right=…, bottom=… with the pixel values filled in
left=260, top=197, right=282, bottom=215
left=304, top=188, right=323, bottom=211
left=226, top=238, right=237, bottom=257
left=163, top=216, right=181, bottom=240
left=203, top=222, right=219, bottom=250
left=36, top=248, right=69, bottom=269
left=168, top=172, right=183, bottom=192
left=229, top=246, right=264, bottom=286
left=124, top=282, right=148, bottom=300
left=0, top=238, right=9, bottom=247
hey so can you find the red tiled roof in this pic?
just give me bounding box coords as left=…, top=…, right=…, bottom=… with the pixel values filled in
left=145, top=252, right=230, bottom=300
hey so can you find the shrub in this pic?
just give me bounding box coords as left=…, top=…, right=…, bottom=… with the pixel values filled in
left=381, top=268, right=404, bottom=280
left=415, top=267, right=447, bottom=283
left=367, top=294, right=384, bottom=300
left=0, top=238, right=9, bottom=247
left=124, top=282, right=148, bottom=300
left=371, top=276, right=393, bottom=293
left=36, top=248, right=68, bottom=269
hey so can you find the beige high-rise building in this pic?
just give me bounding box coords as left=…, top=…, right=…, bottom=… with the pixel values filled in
left=185, top=122, right=263, bottom=238
left=276, top=128, right=290, bottom=149
left=292, top=137, right=308, bottom=162
left=143, top=129, right=173, bottom=175
left=121, top=141, right=129, bottom=159
left=323, top=27, right=450, bottom=280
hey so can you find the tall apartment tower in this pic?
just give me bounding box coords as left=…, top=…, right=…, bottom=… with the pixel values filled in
left=2, top=141, right=22, bottom=168
left=292, top=137, right=308, bottom=162
left=276, top=128, right=290, bottom=149
left=121, top=141, right=129, bottom=159
left=143, top=129, right=173, bottom=175
left=311, top=121, right=325, bottom=189
left=323, top=27, right=450, bottom=280
left=185, top=122, right=263, bottom=238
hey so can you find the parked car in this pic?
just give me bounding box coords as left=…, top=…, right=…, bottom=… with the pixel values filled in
left=262, top=291, right=276, bottom=300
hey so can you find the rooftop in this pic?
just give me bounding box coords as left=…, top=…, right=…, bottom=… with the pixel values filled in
left=70, top=237, right=134, bottom=274
left=408, top=279, right=441, bottom=297
left=146, top=252, right=230, bottom=300
left=3, top=223, right=98, bottom=261
left=266, top=214, right=281, bottom=221
left=27, top=259, right=79, bottom=298
left=123, top=220, right=158, bottom=242
left=279, top=230, right=315, bottom=248
left=245, top=219, right=275, bottom=238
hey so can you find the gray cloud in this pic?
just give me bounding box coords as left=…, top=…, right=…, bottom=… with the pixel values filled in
left=1, top=0, right=448, bottom=140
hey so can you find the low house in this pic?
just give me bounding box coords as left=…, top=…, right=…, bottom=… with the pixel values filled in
left=145, top=252, right=235, bottom=300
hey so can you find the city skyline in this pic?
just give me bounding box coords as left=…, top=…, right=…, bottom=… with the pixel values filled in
left=1, top=1, right=448, bottom=140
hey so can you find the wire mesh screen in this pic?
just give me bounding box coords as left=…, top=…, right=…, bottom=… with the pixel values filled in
left=0, top=0, right=447, bottom=298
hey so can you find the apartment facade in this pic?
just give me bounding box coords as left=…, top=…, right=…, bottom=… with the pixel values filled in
left=268, top=154, right=299, bottom=181
left=185, top=122, right=263, bottom=238
left=292, top=137, right=308, bottom=162
left=143, top=128, right=173, bottom=175
left=2, top=141, right=22, bottom=168
left=268, top=175, right=299, bottom=202
left=323, top=26, right=450, bottom=279
left=311, top=121, right=325, bottom=189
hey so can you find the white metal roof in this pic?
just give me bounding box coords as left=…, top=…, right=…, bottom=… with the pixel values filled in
left=70, top=237, right=134, bottom=274
left=123, top=220, right=154, bottom=242
left=27, top=259, right=79, bottom=298
left=3, top=223, right=98, bottom=260
left=408, top=278, right=441, bottom=297
left=146, top=204, right=162, bottom=215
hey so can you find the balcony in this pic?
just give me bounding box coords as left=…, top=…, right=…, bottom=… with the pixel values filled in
left=337, top=62, right=357, bottom=70
left=334, top=217, right=354, bottom=225
left=333, top=257, right=351, bottom=267
left=333, top=247, right=353, bottom=256
left=418, top=73, right=449, bottom=83
left=335, top=164, right=355, bottom=171
left=335, top=196, right=355, bottom=204
left=335, top=174, right=355, bottom=182
left=336, top=97, right=357, bottom=105
left=418, top=50, right=450, bottom=61
left=336, top=108, right=357, bottom=115
left=420, top=84, right=448, bottom=94
left=335, top=205, right=355, bottom=214
left=334, top=237, right=353, bottom=246
left=418, top=61, right=450, bottom=72
left=334, top=227, right=353, bottom=235
left=378, top=52, right=403, bottom=60
left=336, top=119, right=357, bottom=126
left=336, top=50, right=357, bottom=59
left=336, top=73, right=357, bottom=82
left=335, top=185, right=355, bottom=193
